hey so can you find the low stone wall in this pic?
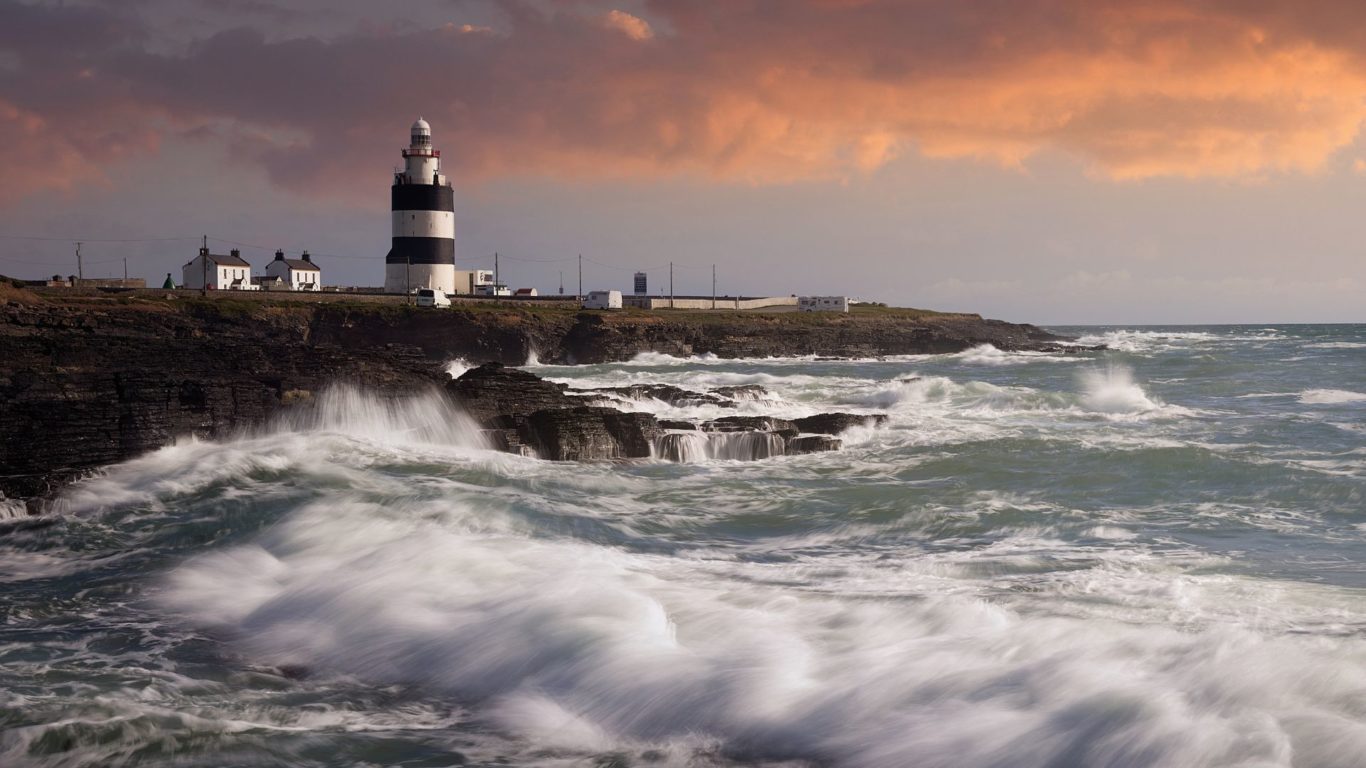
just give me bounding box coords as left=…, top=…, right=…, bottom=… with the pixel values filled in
left=623, top=295, right=797, bottom=310
left=33, top=286, right=794, bottom=311
left=31, top=287, right=581, bottom=308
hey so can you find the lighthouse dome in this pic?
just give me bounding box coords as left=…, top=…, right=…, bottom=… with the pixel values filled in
left=411, top=117, right=431, bottom=135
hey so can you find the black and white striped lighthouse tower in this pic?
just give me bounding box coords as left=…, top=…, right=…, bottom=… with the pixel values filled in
left=385, top=117, right=456, bottom=294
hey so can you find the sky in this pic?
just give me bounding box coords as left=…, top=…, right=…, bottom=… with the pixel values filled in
left=0, top=0, right=1364, bottom=324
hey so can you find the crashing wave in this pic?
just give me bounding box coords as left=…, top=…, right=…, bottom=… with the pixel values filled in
left=1299, top=389, right=1366, bottom=405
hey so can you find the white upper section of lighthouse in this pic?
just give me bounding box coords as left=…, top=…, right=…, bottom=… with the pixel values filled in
left=399, top=116, right=446, bottom=186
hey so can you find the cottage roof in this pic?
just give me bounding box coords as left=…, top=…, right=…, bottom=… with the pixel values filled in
left=207, top=252, right=251, bottom=267
left=271, top=249, right=319, bottom=271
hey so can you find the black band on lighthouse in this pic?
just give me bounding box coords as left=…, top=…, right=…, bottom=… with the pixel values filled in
left=386, top=238, right=456, bottom=265
left=392, top=185, right=455, bottom=212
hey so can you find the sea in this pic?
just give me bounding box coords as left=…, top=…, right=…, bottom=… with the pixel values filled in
left=1, top=324, right=1364, bottom=768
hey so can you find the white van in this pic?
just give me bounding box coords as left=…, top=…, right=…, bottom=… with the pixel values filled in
left=582, top=290, right=623, bottom=310
left=416, top=288, right=451, bottom=307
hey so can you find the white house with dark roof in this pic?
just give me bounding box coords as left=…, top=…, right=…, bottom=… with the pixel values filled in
left=265, top=250, right=322, bottom=291
left=182, top=247, right=258, bottom=290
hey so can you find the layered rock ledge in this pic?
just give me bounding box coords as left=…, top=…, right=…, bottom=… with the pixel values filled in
left=1, top=287, right=1082, bottom=501
left=448, top=363, right=882, bottom=463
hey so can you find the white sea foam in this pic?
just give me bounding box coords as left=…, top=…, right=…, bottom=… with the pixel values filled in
left=14, top=325, right=1366, bottom=768
left=840, top=367, right=1184, bottom=425
left=13, top=325, right=1365, bottom=766
left=1079, top=365, right=1165, bottom=415
left=1086, top=525, right=1138, bottom=540
left=627, top=351, right=723, bottom=366
left=54, top=386, right=491, bottom=516
left=1299, top=389, right=1366, bottom=405
left=952, top=344, right=1083, bottom=365
left=445, top=358, right=472, bottom=379
left=1074, top=329, right=1222, bottom=353
left=156, top=491, right=1366, bottom=768
left=1306, top=342, right=1366, bottom=350
left=0, top=496, right=27, bottom=521
left=274, top=385, right=488, bottom=449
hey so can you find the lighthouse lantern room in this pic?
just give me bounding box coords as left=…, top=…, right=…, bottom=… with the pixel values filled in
left=384, top=118, right=456, bottom=294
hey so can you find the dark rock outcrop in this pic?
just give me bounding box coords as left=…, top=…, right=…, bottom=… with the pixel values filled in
left=788, top=435, right=844, bottom=454
left=703, top=416, right=800, bottom=439
left=517, top=407, right=661, bottom=461
left=793, top=413, right=889, bottom=435
left=555, top=310, right=1077, bottom=364
left=711, top=385, right=770, bottom=401
left=582, top=384, right=727, bottom=408
left=447, top=364, right=659, bottom=461
left=446, top=362, right=583, bottom=422
left=2, top=291, right=1079, bottom=499
left=0, top=300, right=441, bottom=501
left=659, top=420, right=699, bottom=431
left=445, top=365, right=857, bottom=462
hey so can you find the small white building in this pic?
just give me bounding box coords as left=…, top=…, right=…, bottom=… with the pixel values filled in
left=265, top=250, right=321, bottom=291
left=476, top=284, right=512, bottom=297
left=513, top=287, right=539, bottom=297
left=452, top=269, right=494, bottom=295
left=583, top=290, right=623, bottom=310
left=798, top=296, right=850, bottom=313
left=182, top=248, right=258, bottom=291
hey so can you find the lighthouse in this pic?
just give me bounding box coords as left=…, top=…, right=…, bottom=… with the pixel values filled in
left=385, top=118, right=456, bottom=294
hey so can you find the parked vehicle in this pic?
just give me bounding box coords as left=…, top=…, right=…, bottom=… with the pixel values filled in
left=416, top=288, right=451, bottom=307
left=582, top=290, right=623, bottom=310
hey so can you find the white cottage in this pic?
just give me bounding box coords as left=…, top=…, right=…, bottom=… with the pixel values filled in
left=182, top=248, right=258, bottom=291
left=265, top=250, right=322, bottom=291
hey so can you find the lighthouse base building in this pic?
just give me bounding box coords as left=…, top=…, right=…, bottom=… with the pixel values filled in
left=385, top=118, right=457, bottom=294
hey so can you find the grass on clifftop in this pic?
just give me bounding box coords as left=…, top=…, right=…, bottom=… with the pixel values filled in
left=6, top=285, right=970, bottom=324
left=597, top=304, right=971, bottom=324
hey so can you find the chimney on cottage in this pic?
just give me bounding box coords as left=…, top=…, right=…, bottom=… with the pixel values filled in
left=274, top=250, right=285, bottom=261
left=230, top=249, right=241, bottom=258
left=301, top=250, right=312, bottom=263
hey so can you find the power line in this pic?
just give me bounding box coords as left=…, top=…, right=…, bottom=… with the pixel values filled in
left=486, top=253, right=577, bottom=264
left=1, top=231, right=721, bottom=283
left=0, top=255, right=73, bottom=266
left=0, top=234, right=198, bottom=243
left=204, top=237, right=374, bottom=261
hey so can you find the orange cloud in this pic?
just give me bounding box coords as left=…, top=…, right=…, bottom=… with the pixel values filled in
left=0, top=100, right=103, bottom=204
left=601, top=10, right=653, bottom=41
left=4, top=0, right=1366, bottom=205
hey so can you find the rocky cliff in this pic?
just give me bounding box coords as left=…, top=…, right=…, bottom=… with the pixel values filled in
left=446, top=362, right=884, bottom=463
left=295, top=301, right=1073, bottom=364
left=0, top=288, right=1079, bottom=502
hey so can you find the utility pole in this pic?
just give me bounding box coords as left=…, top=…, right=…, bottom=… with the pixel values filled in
left=494, top=252, right=499, bottom=294
left=712, top=264, right=716, bottom=309
left=559, top=270, right=564, bottom=295
left=406, top=253, right=411, bottom=304
left=76, top=242, right=83, bottom=283
left=577, top=254, right=582, bottom=299
left=669, top=261, right=674, bottom=309
left=123, top=257, right=128, bottom=284
left=201, top=235, right=208, bottom=296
